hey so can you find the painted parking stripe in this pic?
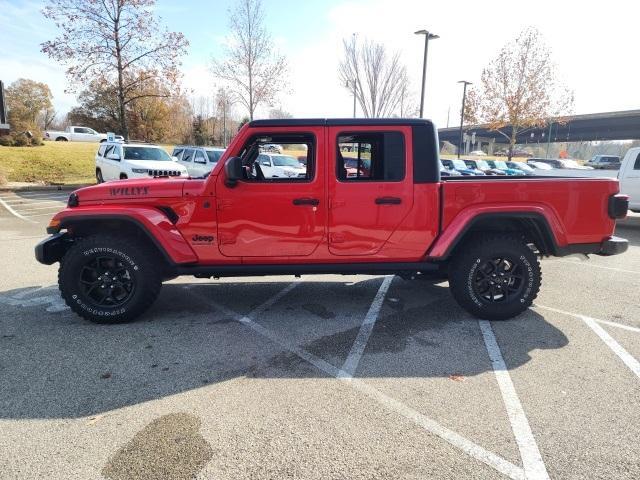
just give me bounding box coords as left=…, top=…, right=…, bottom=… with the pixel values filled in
left=11, top=205, right=66, bottom=213
left=0, top=191, right=71, bottom=198
left=0, top=197, right=38, bottom=223
left=535, top=304, right=640, bottom=333
left=479, top=320, right=549, bottom=480
left=580, top=315, right=640, bottom=380
left=553, top=259, right=639, bottom=276
left=339, top=275, right=393, bottom=378
left=188, top=285, right=526, bottom=480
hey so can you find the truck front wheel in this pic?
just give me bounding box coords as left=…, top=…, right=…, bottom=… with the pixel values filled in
left=58, top=235, right=162, bottom=323
left=448, top=235, right=540, bottom=320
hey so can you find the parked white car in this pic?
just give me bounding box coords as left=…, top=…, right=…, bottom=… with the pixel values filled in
left=619, top=147, right=640, bottom=212
left=45, top=126, right=123, bottom=143
left=171, top=146, right=225, bottom=177
left=95, top=142, right=188, bottom=183
left=256, top=153, right=306, bottom=179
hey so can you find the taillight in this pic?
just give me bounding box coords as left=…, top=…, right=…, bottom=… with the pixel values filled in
left=608, top=194, right=628, bottom=219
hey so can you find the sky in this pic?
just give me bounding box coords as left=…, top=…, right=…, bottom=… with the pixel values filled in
left=1, top=0, right=639, bottom=128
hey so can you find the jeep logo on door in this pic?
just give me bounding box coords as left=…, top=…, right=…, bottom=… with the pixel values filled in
left=192, top=234, right=214, bottom=244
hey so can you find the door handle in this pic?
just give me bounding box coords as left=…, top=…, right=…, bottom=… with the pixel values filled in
left=292, top=198, right=320, bottom=206
left=375, top=196, right=402, bottom=205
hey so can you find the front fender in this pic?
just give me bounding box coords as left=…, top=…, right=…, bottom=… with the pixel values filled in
left=49, top=205, right=198, bottom=264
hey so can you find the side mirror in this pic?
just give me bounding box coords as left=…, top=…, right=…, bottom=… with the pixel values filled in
left=224, top=156, right=243, bottom=187
left=171, top=156, right=179, bottom=162
left=106, top=152, right=120, bottom=161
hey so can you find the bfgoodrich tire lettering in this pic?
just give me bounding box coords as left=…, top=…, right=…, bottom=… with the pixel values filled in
left=58, top=235, right=161, bottom=323
left=449, top=234, right=541, bottom=320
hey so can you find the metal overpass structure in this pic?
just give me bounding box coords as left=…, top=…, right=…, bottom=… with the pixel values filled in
left=437, top=110, right=640, bottom=154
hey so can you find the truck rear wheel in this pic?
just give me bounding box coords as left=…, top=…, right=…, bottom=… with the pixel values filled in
left=448, top=234, right=540, bottom=320
left=58, top=235, right=162, bottom=323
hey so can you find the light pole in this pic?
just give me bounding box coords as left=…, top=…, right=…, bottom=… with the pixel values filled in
left=457, top=80, right=472, bottom=158
left=415, top=30, right=439, bottom=118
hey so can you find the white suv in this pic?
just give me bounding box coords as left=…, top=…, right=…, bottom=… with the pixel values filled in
left=171, top=146, right=225, bottom=177
left=95, top=142, right=188, bottom=183
left=256, top=153, right=306, bottom=179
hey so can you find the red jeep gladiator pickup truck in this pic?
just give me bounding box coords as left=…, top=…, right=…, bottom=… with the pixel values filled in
left=35, top=119, right=629, bottom=323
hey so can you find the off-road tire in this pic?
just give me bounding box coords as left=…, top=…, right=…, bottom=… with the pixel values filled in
left=448, top=234, right=541, bottom=320
left=58, top=235, right=162, bottom=323
left=120, top=173, right=128, bottom=179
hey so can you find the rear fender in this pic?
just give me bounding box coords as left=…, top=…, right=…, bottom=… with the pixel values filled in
left=427, top=204, right=566, bottom=259
left=50, top=206, right=198, bottom=264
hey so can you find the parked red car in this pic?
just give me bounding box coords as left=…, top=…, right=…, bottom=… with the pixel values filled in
left=36, top=119, right=628, bottom=324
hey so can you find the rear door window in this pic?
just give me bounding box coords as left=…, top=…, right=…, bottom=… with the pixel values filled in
left=336, top=132, right=405, bottom=181
left=194, top=150, right=207, bottom=164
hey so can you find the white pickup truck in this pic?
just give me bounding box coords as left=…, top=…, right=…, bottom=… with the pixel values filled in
left=619, top=147, right=640, bottom=212
left=44, top=126, right=122, bottom=143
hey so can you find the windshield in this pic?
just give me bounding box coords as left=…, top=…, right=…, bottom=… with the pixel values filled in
left=452, top=160, right=468, bottom=170
left=476, top=160, right=490, bottom=169
left=272, top=155, right=302, bottom=167
left=123, top=147, right=172, bottom=161
left=493, top=161, right=508, bottom=169
left=206, top=150, right=223, bottom=163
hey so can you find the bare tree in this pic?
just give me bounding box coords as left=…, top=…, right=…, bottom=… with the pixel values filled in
left=212, top=0, right=288, bottom=120
left=464, top=27, right=574, bottom=160
left=339, top=36, right=411, bottom=118
left=216, top=87, right=238, bottom=146
left=41, top=107, right=57, bottom=130
left=41, top=0, right=188, bottom=140
left=269, top=107, right=292, bottom=119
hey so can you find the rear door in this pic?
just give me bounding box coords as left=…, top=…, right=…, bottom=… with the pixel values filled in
left=216, top=129, right=325, bottom=257
left=327, top=126, right=413, bottom=256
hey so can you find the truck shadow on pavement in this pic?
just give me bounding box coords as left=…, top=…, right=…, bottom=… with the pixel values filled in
left=0, top=277, right=568, bottom=419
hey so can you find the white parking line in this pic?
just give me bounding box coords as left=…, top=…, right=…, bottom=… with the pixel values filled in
left=580, top=315, right=640, bottom=380
left=479, top=320, right=550, bottom=480
left=189, top=284, right=526, bottom=480
left=11, top=205, right=66, bottom=213
left=535, top=304, right=640, bottom=333
left=0, top=197, right=37, bottom=223
left=553, top=259, right=639, bottom=276
left=2, top=199, right=67, bottom=205
left=0, top=191, right=71, bottom=198
left=339, top=275, right=393, bottom=378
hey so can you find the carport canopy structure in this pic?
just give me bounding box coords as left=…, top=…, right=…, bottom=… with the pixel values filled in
left=438, top=110, right=640, bottom=148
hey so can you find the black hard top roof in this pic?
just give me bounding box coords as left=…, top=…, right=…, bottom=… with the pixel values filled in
left=248, top=118, right=434, bottom=127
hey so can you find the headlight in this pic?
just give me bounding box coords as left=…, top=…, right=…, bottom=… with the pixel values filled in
left=131, top=168, right=147, bottom=174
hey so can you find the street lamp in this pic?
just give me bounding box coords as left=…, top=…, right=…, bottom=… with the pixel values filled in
left=457, top=80, right=472, bottom=158
left=415, top=30, right=439, bottom=118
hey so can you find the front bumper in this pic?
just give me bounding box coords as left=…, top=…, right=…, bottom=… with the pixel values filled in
left=35, top=232, right=71, bottom=265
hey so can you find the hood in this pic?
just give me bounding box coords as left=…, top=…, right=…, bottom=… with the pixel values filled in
left=74, top=177, right=187, bottom=203
left=126, top=159, right=187, bottom=172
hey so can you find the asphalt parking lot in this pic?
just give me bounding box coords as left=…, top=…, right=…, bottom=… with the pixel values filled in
left=0, top=190, right=639, bottom=480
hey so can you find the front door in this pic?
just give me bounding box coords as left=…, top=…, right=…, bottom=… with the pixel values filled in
left=328, top=126, right=414, bottom=256
left=216, top=129, right=325, bottom=258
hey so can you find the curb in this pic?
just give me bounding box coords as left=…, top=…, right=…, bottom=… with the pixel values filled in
left=0, top=183, right=91, bottom=193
